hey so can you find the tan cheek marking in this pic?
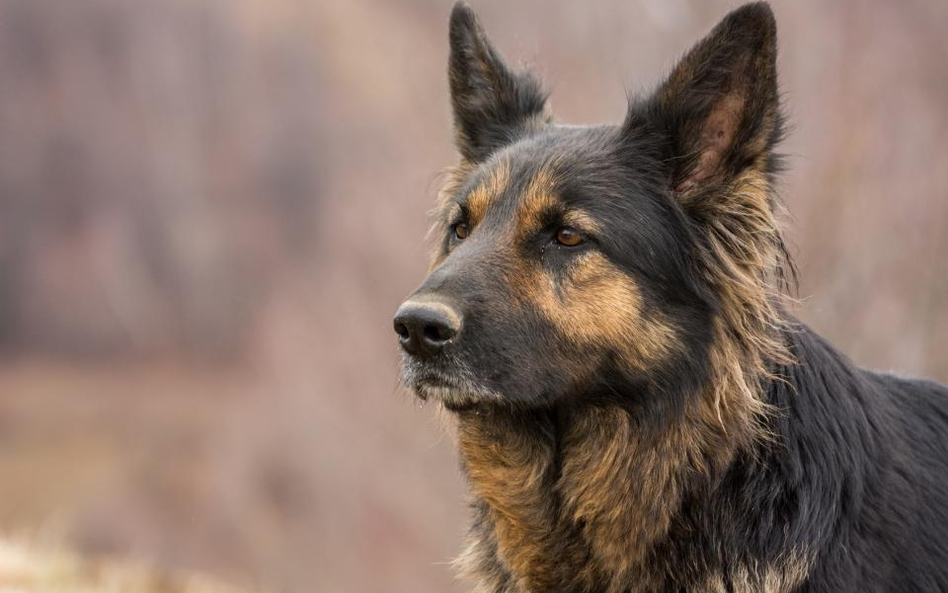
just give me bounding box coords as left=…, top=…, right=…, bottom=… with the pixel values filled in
left=517, top=251, right=677, bottom=369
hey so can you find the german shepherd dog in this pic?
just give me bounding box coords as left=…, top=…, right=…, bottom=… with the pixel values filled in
left=393, top=3, right=948, bottom=592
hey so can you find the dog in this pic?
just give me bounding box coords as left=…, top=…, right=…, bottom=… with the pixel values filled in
left=393, top=3, right=948, bottom=592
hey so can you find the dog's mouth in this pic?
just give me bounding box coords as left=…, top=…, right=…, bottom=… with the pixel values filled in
left=404, top=364, right=501, bottom=412
left=417, top=383, right=483, bottom=412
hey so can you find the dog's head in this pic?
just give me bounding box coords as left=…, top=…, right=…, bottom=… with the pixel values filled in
left=395, top=2, right=787, bottom=412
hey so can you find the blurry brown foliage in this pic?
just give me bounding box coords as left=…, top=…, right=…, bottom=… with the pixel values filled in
left=0, top=1, right=945, bottom=592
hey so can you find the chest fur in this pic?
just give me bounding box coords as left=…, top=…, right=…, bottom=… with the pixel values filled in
left=455, top=407, right=703, bottom=592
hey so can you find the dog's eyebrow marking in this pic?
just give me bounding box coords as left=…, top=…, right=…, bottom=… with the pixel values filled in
left=562, top=209, right=602, bottom=235
left=466, top=159, right=510, bottom=226
left=516, top=165, right=601, bottom=237
left=517, top=166, right=563, bottom=235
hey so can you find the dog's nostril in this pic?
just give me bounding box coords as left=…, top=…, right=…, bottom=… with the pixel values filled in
left=423, top=324, right=451, bottom=343
left=394, top=322, right=410, bottom=340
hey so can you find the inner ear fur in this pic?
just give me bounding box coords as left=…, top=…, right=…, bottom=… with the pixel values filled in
left=644, top=2, right=782, bottom=196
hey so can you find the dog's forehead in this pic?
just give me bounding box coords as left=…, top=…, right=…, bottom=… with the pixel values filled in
left=461, top=127, right=614, bottom=226
left=461, top=157, right=559, bottom=233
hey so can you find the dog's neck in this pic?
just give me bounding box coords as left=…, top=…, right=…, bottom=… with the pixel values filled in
left=453, top=383, right=754, bottom=593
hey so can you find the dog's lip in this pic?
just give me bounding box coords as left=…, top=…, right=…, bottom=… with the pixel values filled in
left=411, top=373, right=495, bottom=410
left=414, top=376, right=463, bottom=399
left=411, top=372, right=456, bottom=400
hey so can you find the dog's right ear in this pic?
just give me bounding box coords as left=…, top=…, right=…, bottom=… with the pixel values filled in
left=448, top=2, right=549, bottom=163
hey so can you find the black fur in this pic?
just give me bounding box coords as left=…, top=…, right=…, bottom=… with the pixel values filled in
left=448, top=3, right=549, bottom=163
left=641, top=323, right=948, bottom=592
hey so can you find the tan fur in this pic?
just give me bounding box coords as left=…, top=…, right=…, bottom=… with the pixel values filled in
left=561, top=209, right=602, bottom=235
left=513, top=166, right=561, bottom=236
left=454, top=393, right=796, bottom=593
left=681, top=163, right=794, bottom=434
left=515, top=249, right=677, bottom=372
left=456, top=411, right=590, bottom=592
left=557, top=386, right=759, bottom=593
left=514, top=165, right=602, bottom=237
left=467, top=159, right=511, bottom=227
left=428, top=159, right=504, bottom=269
left=698, top=551, right=812, bottom=593
left=508, top=165, right=678, bottom=373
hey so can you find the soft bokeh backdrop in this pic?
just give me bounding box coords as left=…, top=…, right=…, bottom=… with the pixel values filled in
left=0, top=1, right=945, bottom=592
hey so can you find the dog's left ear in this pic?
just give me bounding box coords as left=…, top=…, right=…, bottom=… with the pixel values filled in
left=638, top=2, right=782, bottom=197
left=448, top=2, right=549, bottom=163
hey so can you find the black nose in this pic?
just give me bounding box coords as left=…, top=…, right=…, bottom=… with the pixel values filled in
left=393, top=300, right=460, bottom=359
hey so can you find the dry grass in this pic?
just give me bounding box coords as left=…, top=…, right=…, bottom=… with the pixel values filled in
left=0, top=537, right=248, bottom=593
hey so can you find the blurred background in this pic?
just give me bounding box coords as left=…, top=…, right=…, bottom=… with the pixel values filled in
left=0, top=0, right=945, bottom=591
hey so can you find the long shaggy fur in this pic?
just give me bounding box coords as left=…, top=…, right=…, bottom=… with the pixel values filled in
left=395, top=3, right=948, bottom=593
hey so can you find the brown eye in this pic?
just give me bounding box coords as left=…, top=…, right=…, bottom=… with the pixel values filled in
left=453, top=222, right=469, bottom=240
left=555, top=227, right=584, bottom=247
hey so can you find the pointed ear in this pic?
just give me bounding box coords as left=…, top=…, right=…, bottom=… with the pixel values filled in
left=644, top=2, right=782, bottom=196
left=448, top=2, right=549, bottom=163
